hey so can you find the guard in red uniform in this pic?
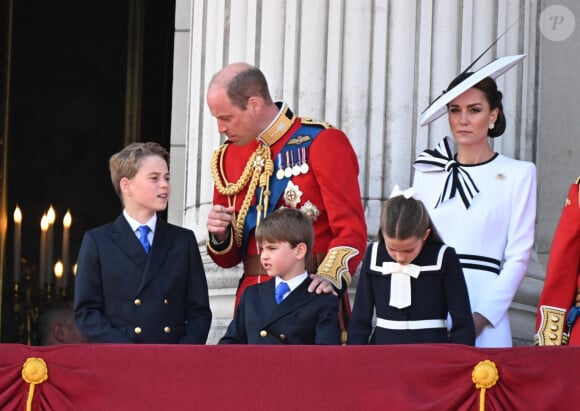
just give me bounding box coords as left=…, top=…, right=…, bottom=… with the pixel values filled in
left=536, top=177, right=580, bottom=345
left=205, top=63, right=367, bottom=340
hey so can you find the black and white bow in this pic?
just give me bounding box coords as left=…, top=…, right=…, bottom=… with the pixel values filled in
left=413, top=137, right=479, bottom=209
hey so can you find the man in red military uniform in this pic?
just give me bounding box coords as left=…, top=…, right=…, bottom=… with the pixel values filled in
left=536, top=176, right=580, bottom=345
left=205, top=63, right=367, bottom=336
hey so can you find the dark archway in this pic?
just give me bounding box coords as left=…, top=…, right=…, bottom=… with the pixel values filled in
left=1, top=0, right=176, bottom=343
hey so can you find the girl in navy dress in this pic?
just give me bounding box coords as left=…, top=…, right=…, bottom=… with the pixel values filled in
left=348, top=186, right=475, bottom=345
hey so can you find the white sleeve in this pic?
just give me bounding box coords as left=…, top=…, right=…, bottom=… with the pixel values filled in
left=476, top=162, right=537, bottom=327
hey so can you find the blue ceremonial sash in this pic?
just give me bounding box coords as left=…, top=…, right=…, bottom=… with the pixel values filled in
left=241, top=124, right=323, bottom=252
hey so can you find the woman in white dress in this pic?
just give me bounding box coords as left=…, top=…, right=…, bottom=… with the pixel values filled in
left=413, top=57, right=536, bottom=347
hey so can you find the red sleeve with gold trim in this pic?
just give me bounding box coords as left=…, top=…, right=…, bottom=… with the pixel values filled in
left=306, top=127, right=367, bottom=288
left=536, top=178, right=580, bottom=345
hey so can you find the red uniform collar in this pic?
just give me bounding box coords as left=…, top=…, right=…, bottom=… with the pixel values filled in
left=258, top=102, right=296, bottom=146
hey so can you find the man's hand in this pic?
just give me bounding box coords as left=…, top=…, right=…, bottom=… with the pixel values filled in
left=207, top=204, right=235, bottom=242
left=308, top=274, right=338, bottom=296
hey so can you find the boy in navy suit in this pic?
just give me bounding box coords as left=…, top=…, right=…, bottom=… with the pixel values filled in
left=74, top=142, right=212, bottom=343
left=219, top=208, right=340, bottom=344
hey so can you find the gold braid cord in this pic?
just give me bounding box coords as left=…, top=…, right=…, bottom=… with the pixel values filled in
left=21, top=357, right=48, bottom=411
left=534, top=305, right=569, bottom=346
left=256, top=155, right=274, bottom=226
left=472, top=360, right=499, bottom=411
left=316, top=246, right=360, bottom=289
left=211, top=143, right=273, bottom=247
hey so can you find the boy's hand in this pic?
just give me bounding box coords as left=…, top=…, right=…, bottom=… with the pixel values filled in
left=308, top=274, right=338, bottom=296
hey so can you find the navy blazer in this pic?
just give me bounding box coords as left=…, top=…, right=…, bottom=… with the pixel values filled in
left=219, top=277, right=340, bottom=345
left=74, top=214, right=212, bottom=344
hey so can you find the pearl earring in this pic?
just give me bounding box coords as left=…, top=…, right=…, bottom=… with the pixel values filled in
left=488, top=122, right=495, bottom=130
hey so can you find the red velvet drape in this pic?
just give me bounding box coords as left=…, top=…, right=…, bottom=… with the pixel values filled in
left=0, top=343, right=576, bottom=410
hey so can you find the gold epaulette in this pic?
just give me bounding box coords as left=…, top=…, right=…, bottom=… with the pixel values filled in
left=534, top=305, right=569, bottom=346
left=316, top=246, right=359, bottom=289
left=301, top=118, right=334, bottom=129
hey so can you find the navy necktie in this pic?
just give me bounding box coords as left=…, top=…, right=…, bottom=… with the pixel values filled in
left=138, top=225, right=151, bottom=254
left=275, top=282, right=290, bottom=304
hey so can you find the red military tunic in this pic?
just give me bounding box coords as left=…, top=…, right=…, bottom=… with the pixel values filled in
left=208, top=103, right=367, bottom=308
left=536, top=177, right=580, bottom=345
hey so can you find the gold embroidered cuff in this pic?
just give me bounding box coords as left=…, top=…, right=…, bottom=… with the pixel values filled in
left=207, top=229, right=233, bottom=255
left=535, top=305, right=568, bottom=346
left=316, top=246, right=359, bottom=289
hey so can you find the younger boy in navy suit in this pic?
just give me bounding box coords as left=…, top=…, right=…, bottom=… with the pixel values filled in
left=74, top=142, right=212, bottom=343
left=219, top=208, right=340, bottom=344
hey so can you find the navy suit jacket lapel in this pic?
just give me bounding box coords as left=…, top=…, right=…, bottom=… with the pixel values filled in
left=262, top=278, right=314, bottom=325
left=110, top=215, right=148, bottom=271
left=137, top=219, right=171, bottom=292
left=259, top=279, right=278, bottom=314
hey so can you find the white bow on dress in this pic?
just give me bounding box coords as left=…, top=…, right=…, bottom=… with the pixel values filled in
left=381, top=262, right=421, bottom=309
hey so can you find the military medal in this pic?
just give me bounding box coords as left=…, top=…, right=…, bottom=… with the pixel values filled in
left=284, top=151, right=293, bottom=178
left=283, top=181, right=303, bottom=208
left=300, top=147, right=309, bottom=174
left=292, top=150, right=301, bottom=176
left=276, top=153, right=285, bottom=180
left=300, top=200, right=320, bottom=222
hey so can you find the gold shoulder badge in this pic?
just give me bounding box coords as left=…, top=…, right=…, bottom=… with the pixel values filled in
left=316, top=246, right=359, bottom=289
left=301, top=118, right=334, bottom=129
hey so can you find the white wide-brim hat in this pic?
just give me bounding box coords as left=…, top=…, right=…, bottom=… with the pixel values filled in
left=420, top=54, right=526, bottom=126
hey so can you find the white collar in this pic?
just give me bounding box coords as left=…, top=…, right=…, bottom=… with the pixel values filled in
left=123, top=210, right=156, bottom=234
left=276, top=271, right=308, bottom=292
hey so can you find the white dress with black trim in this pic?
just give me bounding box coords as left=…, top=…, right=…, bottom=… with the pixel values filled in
left=348, top=240, right=475, bottom=345
left=413, top=137, right=537, bottom=347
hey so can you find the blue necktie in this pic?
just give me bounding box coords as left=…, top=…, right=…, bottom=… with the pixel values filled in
left=275, top=282, right=290, bottom=304
left=138, top=225, right=151, bottom=254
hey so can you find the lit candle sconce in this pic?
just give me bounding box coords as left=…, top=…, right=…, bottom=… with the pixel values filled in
left=39, top=214, right=48, bottom=288
left=54, top=260, right=64, bottom=291
left=46, top=205, right=56, bottom=286
left=62, top=210, right=72, bottom=289
left=13, top=204, right=74, bottom=345
left=13, top=205, right=22, bottom=284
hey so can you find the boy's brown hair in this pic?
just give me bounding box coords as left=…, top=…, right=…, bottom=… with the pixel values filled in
left=109, top=142, right=169, bottom=199
left=255, top=208, right=314, bottom=260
